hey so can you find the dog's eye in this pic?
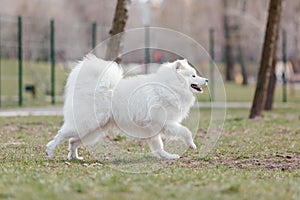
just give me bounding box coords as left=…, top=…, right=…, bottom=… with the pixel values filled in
left=192, top=75, right=196, bottom=78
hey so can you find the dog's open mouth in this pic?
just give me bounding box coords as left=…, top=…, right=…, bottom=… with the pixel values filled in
left=191, top=84, right=203, bottom=92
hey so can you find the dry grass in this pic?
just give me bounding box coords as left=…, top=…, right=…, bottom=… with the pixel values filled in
left=0, top=106, right=299, bottom=199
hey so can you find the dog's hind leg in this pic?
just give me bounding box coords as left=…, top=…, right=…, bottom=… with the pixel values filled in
left=147, top=134, right=180, bottom=159
left=163, top=122, right=196, bottom=149
left=46, top=128, right=74, bottom=160
left=68, top=138, right=83, bottom=160
left=68, top=128, right=106, bottom=160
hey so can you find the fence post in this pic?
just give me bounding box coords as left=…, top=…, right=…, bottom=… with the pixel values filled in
left=18, top=16, right=23, bottom=106
left=92, top=21, right=97, bottom=49
left=209, top=28, right=215, bottom=102
left=50, top=19, right=55, bottom=105
left=0, top=17, right=2, bottom=107
left=282, top=29, right=287, bottom=103
left=144, top=25, right=150, bottom=74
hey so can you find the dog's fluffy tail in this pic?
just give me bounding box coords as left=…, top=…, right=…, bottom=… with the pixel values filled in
left=62, top=54, right=123, bottom=135
left=65, top=54, right=123, bottom=93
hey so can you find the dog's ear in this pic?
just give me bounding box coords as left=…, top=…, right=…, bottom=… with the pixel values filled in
left=175, top=60, right=183, bottom=72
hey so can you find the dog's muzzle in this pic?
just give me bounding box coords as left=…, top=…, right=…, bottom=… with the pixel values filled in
left=191, top=79, right=208, bottom=93
left=191, top=84, right=203, bottom=92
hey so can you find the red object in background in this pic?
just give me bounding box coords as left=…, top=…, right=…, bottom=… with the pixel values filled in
left=153, top=50, right=162, bottom=62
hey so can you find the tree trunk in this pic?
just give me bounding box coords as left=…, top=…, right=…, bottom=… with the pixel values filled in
left=249, top=0, right=282, bottom=119
left=238, top=0, right=248, bottom=85
left=105, top=0, right=131, bottom=62
left=239, top=48, right=248, bottom=85
left=264, top=54, right=277, bottom=110
left=265, top=20, right=280, bottom=111
left=237, top=32, right=248, bottom=85
left=223, top=0, right=235, bottom=81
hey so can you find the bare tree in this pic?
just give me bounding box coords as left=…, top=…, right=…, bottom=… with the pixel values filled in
left=223, top=0, right=235, bottom=81
left=292, top=2, right=300, bottom=73
left=249, top=0, right=282, bottom=119
left=237, top=36, right=248, bottom=85
left=105, top=0, right=131, bottom=62
left=237, top=0, right=248, bottom=85
left=264, top=53, right=277, bottom=110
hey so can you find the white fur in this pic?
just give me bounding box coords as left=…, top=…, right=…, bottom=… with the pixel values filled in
left=46, top=55, right=208, bottom=160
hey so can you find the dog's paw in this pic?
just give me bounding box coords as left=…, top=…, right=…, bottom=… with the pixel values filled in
left=46, top=151, right=52, bottom=160
left=189, top=142, right=197, bottom=149
left=76, top=156, right=84, bottom=161
left=67, top=153, right=84, bottom=161
left=166, top=153, right=180, bottom=159
left=158, top=150, right=180, bottom=159
left=46, top=144, right=54, bottom=160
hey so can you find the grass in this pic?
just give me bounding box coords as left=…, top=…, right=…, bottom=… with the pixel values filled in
left=0, top=106, right=299, bottom=199
left=197, top=82, right=300, bottom=103
left=0, top=59, right=68, bottom=107
left=1, top=59, right=300, bottom=107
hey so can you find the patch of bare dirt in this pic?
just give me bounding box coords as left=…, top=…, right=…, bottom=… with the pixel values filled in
left=0, top=124, right=19, bottom=135
left=180, top=153, right=300, bottom=170
left=0, top=123, right=51, bottom=135
left=215, top=153, right=300, bottom=170
left=271, top=113, right=299, bottom=120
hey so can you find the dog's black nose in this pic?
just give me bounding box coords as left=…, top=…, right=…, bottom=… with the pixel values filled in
left=205, top=79, right=208, bottom=83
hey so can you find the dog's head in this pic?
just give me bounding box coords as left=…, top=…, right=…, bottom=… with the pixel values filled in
left=169, top=59, right=208, bottom=93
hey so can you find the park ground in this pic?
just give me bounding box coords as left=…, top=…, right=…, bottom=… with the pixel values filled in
left=1, top=58, right=300, bottom=199
left=0, top=105, right=299, bottom=200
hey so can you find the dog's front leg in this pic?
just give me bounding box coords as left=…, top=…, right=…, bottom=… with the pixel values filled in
left=163, top=122, right=196, bottom=149
left=147, top=134, right=180, bottom=159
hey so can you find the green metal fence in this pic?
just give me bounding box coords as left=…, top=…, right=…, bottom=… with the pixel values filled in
left=0, top=15, right=103, bottom=107
left=0, top=15, right=295, bottom=108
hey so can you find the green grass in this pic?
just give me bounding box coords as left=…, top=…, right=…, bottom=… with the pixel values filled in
left=0, top=107, right=299, bottom=199
left=1, top=59, right=300, bottom=107
left=0, top=59, right=68, bottom=107
left=197, top=82, right=300, bottom=103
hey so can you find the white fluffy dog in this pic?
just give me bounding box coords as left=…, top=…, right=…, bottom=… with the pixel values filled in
left=46, top=54, right=208, bottom=160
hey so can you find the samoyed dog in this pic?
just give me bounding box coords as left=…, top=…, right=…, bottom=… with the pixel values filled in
left=46, top=54, right=208, bottom=160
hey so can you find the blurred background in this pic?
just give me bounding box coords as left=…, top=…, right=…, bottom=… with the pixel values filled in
left=0, top=0, right=299, bottom=107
